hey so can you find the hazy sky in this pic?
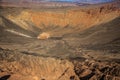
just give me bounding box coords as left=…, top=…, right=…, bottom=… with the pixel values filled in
left=1, top=0, right=113, bottom=3
left=49, top=0, right=113, bottom=3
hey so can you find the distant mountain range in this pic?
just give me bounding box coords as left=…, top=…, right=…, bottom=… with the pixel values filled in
left=0, top=0, right=116, bottom=8
left=0, top=0, right=114, bottom=4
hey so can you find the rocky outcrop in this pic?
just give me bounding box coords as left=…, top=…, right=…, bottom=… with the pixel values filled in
left=0, top=48, right=78, bottom=80
left=73, top=60, right=120, bottom=80
left=0, top=48, right=120, bottom=80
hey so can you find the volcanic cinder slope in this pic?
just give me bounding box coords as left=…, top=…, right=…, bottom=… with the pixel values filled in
left=0, top=1, right=120, bottom=80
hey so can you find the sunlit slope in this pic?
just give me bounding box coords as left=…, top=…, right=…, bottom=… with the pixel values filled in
left=0, top=16, right=41, bottom=37
left=6, top=7, right=120, bottom=29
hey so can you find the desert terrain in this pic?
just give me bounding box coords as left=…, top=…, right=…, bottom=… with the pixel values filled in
left=0, top=0, right=120, bottom=80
